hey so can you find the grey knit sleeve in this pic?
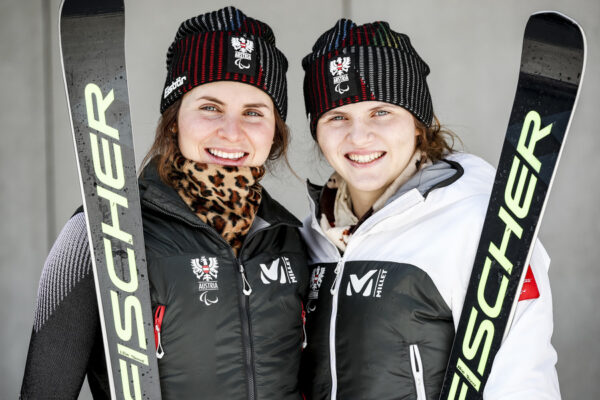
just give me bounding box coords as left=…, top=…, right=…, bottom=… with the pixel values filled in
left=33, top=212, right=92, bottom=332
left=21, top=212, right=109, bottom=399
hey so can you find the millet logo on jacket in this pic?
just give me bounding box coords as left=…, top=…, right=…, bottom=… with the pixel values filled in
left=346, top=269, right=387, bottom=298
left=191, top=256, right=219, bottom=306
left=260, top=256, right=297, bottom=284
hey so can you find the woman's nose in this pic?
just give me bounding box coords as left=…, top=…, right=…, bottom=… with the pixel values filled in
left=218, top=115, right=243, bottom=141
left=347, top=119, right=372, bottom=145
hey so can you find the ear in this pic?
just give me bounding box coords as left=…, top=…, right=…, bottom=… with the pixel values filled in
left=412, top=116, right=422, bottom=137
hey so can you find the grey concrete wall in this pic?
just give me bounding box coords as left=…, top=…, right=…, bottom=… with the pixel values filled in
left=0, top=0, right=49, bottom=396
left=1, top=0, right=598, bottom=398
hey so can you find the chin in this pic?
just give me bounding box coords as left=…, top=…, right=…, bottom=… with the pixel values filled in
left=350, top=180, right=387, bottom=194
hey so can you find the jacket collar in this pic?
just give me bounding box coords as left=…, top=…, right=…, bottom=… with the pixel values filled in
left=306, top=158, right=464, bottom=219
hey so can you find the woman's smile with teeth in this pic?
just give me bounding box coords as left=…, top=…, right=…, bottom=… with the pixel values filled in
left=347, top=152, right=384, bottom=164
left=207, top=148, right=246, bottom=160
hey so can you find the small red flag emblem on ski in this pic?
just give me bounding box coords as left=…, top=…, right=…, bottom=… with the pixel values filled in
left=519, top=265, right=540, bottom=301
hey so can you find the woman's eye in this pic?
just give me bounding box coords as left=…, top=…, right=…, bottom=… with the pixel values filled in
left=200, top=105, right=218, bottom=112
left=246, top=110, right=262, bottom=117
left=330, top=115, right=345, bottom=121
left=374, top=110, right=389, bottom=116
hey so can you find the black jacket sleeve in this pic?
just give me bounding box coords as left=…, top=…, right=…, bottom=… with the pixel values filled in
left=20, top=212, right=109, bottom=399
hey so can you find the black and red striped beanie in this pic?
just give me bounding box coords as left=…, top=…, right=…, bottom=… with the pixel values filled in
left=302, top=19, right=433, bottom=138
left=160, top=6, right=288, bottom=120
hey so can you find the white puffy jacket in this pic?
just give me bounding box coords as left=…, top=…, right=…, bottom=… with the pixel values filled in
left=299, top=152, right=560, bottom=400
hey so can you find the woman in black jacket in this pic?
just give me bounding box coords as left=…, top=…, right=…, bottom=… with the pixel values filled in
left=21, top=6, right=308, bottom=399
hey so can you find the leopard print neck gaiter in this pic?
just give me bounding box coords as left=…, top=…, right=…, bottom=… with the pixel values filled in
left=168, top=153, right=266, bottom=255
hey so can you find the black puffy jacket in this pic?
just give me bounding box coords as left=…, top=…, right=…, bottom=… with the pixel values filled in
left=21, top=161, right=309, bottom=400
left=139, top=163, right=310, bottom=399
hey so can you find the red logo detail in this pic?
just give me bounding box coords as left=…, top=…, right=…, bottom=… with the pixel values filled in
left=202, top=265, right=210, bottom=274
left=519, top=265, right=540, bottom=301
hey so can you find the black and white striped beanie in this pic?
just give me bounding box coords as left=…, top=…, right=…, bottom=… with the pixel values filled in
left=302, top=19, right=433, bottom=138
left=160, top=6, right=288, bottom=120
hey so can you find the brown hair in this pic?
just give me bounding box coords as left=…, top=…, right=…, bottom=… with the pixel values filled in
left=415, top=114, right=461, bottom=162
left=139, top=99, right=291, bottom=185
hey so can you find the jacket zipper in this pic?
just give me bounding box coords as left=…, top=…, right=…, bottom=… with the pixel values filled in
left=144, top=200, right=290, bottom=400
left=307, top=187, right=425, bottom=399
left=409, top=344, right=427, bottom=400
left=237, top=260, right=256, bottom=400
left=309, top=210, right=346, bottom=399
left=301, top=302, right=307, bottom=350
left=329, top=259, right=344, bottom=399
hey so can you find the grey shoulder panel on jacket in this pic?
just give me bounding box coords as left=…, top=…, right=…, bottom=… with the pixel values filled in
left=385, top=158, right=463, bottom=206
left=33, top=212, right=92, bottom=332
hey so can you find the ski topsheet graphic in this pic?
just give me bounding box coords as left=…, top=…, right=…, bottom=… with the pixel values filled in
left=59, top=0, right=161, bottom=398
left=440, top=12, right=585, bottom=400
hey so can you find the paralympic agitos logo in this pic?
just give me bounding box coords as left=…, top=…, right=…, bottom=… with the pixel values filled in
left=445, top=110, right=553, bottom=399
left=85, top=83, right=148, bottom=400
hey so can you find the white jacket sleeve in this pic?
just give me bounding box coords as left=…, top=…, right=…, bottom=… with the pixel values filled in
left=483, top=239, right=561, bottom=399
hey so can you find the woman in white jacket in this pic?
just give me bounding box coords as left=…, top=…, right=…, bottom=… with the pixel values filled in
left=298, top=18, right=560, bottom=399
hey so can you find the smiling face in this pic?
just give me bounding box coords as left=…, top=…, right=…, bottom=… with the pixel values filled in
left=316, top=101, right=419, bottom=212
left=176, top=81, right=276, bottom=167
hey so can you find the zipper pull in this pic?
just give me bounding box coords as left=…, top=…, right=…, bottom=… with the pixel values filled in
left=410, top=344, right=427, bottom=400
left=301, top=303, right=308, bottom=349
left=330, top=261, right=342, bottom=295
left=239, top=264, right=252, bottom=295
left=154, top=305, right=165, bottom=359
left=155, top=327, right=165, bottom=359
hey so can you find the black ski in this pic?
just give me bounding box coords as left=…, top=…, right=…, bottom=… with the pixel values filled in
left=439, top=11, right=585, bottom=400
left=59, top=0, right=161, bottom=398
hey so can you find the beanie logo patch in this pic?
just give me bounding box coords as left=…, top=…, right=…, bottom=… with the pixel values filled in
left=327, top=55, right=358, bottom=103
left=163, top=74, right=187, bottom=99
left=229, top=37, right=256, bottom=76
left=329, top=57, right=352, bottom=95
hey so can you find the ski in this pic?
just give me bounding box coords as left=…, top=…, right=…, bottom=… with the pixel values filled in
left=439, top=11, right=585, bottom=400
left=59, top=0, right=161, bottom=398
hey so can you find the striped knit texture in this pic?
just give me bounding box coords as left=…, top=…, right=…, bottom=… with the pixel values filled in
left=161, top=6, right=288, bottom=120
left=302, top=19, right=433, bottom=137
left=33, top=212, right=91, bottom=332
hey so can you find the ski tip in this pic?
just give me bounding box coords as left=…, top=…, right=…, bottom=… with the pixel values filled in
left=531, top=10, right=581, bottom=27
left=519, top=10, right=586, bottom=87
left=60, top=0, right=124, bottom=18
left=527, top=11, right=585, bottom=50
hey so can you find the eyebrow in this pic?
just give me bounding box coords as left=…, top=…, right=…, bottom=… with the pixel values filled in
left=244, top=103, right=270, bottom=109
left=368, top=105, right=389, bottom=111
left=323, top=110, right=347, bottom=117
left=196, top=96, right=270, bottom=109
left=196, top=96, right=224, bottom=105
